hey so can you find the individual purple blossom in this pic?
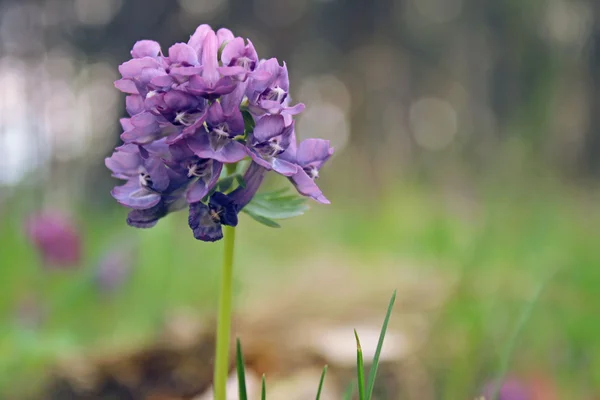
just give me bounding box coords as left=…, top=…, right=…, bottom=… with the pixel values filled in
left=188, top=162, right=266, bottom=241
left=24, top=212, right=82, bottom=268
left=187, top=101, right=247, bottom=164
left=279, top=134, right=334, bottom=204
left=246, top=59, right=305, bottom=125
left=164, top=141, right=223, bottom=203
left=246, top=115, right=298, bottom=176
left=187, top=30, right=236, bottom=100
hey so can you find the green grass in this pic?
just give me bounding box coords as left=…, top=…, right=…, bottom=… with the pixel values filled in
left=1, top=177, right=600, bottom=398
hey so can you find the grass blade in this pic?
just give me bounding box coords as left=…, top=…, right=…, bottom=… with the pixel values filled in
left=490, top=273, right=552, bottom=400
left=236, top=338, right=248, bottom=400
left=355, top=329, right=366, bottom=400
left=261, top=374, right=266, bottom=400
left=343, top=382, right=355, bottom=400
left=365, top=290, right=397, bottom=399
left=315, top=365, right=328, bottom=400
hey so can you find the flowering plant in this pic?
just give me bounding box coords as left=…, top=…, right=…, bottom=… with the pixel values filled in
left=106, top=24, right=337, bottom=399
left=106, top=24, right=333, bottom=242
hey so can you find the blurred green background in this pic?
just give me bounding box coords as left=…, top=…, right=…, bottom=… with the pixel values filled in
left=1, top=0, right=600, bottom=398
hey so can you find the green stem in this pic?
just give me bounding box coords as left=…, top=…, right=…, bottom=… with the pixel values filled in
left=213, top=224, right=236, bottom=400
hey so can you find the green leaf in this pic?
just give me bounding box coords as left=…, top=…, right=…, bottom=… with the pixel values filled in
left=217, top=176, right=236, bottom=193
left=355, top=330, right=366, bottom=400
left=242, top=209, right=281, bottom=228
left=242, top=110, right=255, bottom=135
left=342, top=383, right=355, bottom=400
left=236, top=338, right=248, bottom=400
left=243, top=187, right=309, bottom=224
left=235, top=174, right=246, bottom=189
left=315, top=365, right=328, bottom=400
left=261, top=374, right=266, bottom=400
left=244, top=202, right=308, bottom=220
left=365, top=290, right=397, bottom=400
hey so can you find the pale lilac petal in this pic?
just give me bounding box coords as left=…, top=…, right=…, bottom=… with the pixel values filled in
left=150, top=74, right=175, bottom=88
left=218, top=66, right=246, bottom=76
left=278, top=131, right=298, bottom=163
left=296, top=139, right=334, bottom=167
left=216, top=28, right=235, bottom=47
left=114, top=79, right=138, bottom=94
left=201, top=30, right=219, bottom=86
left=186, top=180, right=208, bottom=203
left=207, top=101, right=225, bottom=125
left=272, top=158, right=298, bottom=176
left=120, top=118, right=133, bottom=131
left=105, top=150, right=140, bottom=179
left=126, top=95, right=144, bottom=116
left=118, top=57, right=160, bottom=79
left=111, top=180, right=161, bottom=209
left=252, top=114, right=285, bottom=142
left=131, top=40, right=161, bottom=58
left=221, top=37, right=245, bottom=66
left=168, top=43, right=199, bottom=66
left=188, top=24, right=213, bottom=54
left=169, top=66, right=203, bottom=76
left=246, top=148, right=274, bottom=170
left=285, top=102, right=305, bottom=116
left=289, top=169, right=330, bottom=204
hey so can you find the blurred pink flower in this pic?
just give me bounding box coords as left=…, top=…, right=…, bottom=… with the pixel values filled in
left=24, top=212, right=82, bottom=268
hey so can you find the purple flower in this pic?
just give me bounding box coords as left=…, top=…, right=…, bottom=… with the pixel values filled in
left=187, top=30, right=236, bottom=100
left=186, top=102, right=247, bottom=164
left=24, top=212, right=82, bottom=268
left=188, top=162, right=266, bottom=242
left=219, top=37, right=259, bottom=81
left=164, top=141, right=223, bottom=203
left=279, top=134, right=334, bottom=204
left=246, top=59, right=305, bottom=125
left=109, top=24, right=333, bottom=241
left=106, top=142, right=170, bottom=210
left=246, top=115, right=298, bottom=176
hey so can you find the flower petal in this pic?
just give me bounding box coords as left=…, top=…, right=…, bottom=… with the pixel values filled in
left=111, top=180, right=161, bottom=209
left=289, top=169, right=330, bottom=204
left=188, top=202, right=223, bottom=242
left=252, top=114, right=285, bottom=143
left=131, top=40, right=161, bottom=59
left=168, top=43, right=199, bottom=66
left=296, top=139, right=334, bottom=168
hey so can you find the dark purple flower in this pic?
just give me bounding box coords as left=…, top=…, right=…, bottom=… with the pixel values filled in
left=164, top=141, right=223, bottom=203
left=186, top=102, right=247, bottom=164
left=189, top=192, right=238, bottom=242
left=24, top=212, right=82, bottom=268
left=279, top=134, right=333, bottom=204
left=188, top=162, right=266, bottom=241
left=246, top=115, right=297, bottom=176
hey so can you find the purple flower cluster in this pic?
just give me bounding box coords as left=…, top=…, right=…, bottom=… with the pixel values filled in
left=106, top=25, right=333, bottom=241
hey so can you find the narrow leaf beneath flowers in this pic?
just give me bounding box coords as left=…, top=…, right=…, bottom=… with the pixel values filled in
left=242, top=209, right=281, bottom=228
